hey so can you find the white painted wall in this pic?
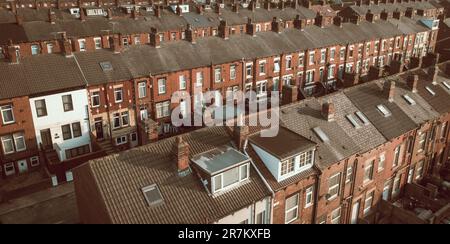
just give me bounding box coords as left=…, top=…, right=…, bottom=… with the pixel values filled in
left=215, top=196, right=271, bottom=224
left=29, top=89, right=91, bottom=161
left=251, top=143, right=280, bottom=181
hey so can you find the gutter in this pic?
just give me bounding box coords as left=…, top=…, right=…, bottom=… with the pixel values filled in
left=243, top=139, right=275, bottom=224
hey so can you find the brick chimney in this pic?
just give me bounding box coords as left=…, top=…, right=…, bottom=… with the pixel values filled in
left=321, top=100, right=335, bottom=122
left=214, top=3, right=221, bottom=15
left=80, top=8, right=86, bottom=21
left=294, top=15, right=306, bottom=30
left=246, top=18, right=256, bottom=36
left=350, top=15, right=360, bottom=25
left=232, top=3, right=239, bottom=13
left=112, top=35, right=122, bottom=53
left=356, top=0, right=363, bottom=6
left=197, top=4, right=203, bottom=14
left=48, top=9, right=56, bottom=24
left=315, top=13, right=325, bottom=28
left=405, top=7, right=414, bottom=18
left=407, top=74, right=418, bottom=93
left=272, top=17, right=283, bottom=33
left=154, top=5, right=162, bottom=18
left=219, top=20, right=229, bottom=39
left=186, top=24, right=195, bottom=44
left=343, top=72, right=360, bottom=87
left=383, top=80, right=396, bottom=102
left=10, top=1, right=17, bottom=14
left=393, top=8, right=401, bottom=19
left=150, top=27, right=161, bottom=48
left=368, top=66, right=384, bottom=80
left=173, top=136, right=190, bottom=172
left=374, top=0, right=380, bottom=5
left=366, top=10, right=374, bottom=23
left=380, top=10, right=388, bottom=20
left=291, top=0, right=299, bottom=9
left=428, top=65, right=439, bottom=84
left=97, top=0, right=103, bottom=7
left=279, top=0, right=285, bottom=10
left=132, top=9, right=139, bottom=19
left=302, top=0, right=311, bottom=8
left=249, top=0, right=256, bottom=11
left=60, top=33, right=73, bottom=57
left=333, top=16, right=343, bottom=27
left=57, top=0, right=62, bottom=9
left=7, top=41, right=20, bottom=64
left=107, top=8, right=113, bottom=20
left=264, top=0, right=271, bottom=10
left=15, top=13, right=23, bottom=26
left=282, top=85, right=298, bottom=105
left=234, top=125, right=249, bottom=151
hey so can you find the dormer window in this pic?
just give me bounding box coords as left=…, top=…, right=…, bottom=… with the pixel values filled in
left=212, top=163, right=249, bottom=194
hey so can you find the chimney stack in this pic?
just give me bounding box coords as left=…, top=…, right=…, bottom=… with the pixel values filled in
left=279, top=0, right=285, bottom=10
left=366, top=10, right=374, bottom=22
left=350, top=15, right=360, bottom=25
left=186, top=24, right=195, bottom=44
left=60, top=33, right=73, bottom=57
left=264, top=0, right=271, bottom=10
left=246, top=18, right=256, bottom=36
left=80, top=8, right=86, bottom=21
left=383, top=80, right=396, bottom=102
left=219, top=20, right=229, bottom=39
left=302, top=0, right=311, bottom=8
left=234, top=125, right=249, bottom=151
left=333, top=16, right=343, bottom=27
left=112, top=35, right=122, bottom=53
left=294, top=15, right=306, bottom=30
left=232, top=3, right=239, bottom=13
left=374, top=0, right=380, bottom=5
left=405, top=7, right=414, bottom=18
left=356, top=0, right=363, bottom=6
left=315, top=13, right=325, bottom=28
left=272, top=17, right=283, bottom=33
left=197, top=4, right=204, bottom=15
left=249, top=0, right=256, bottom=11
left=10, top=1, right=17, bottom=14
left=291, top=0, right=298, bottom=9
left=7, top=41, right=20, bottom=64
left=393, top=8, right=401, bottom=19
left=173, top=136, right=190, bottom=173
left=282, top=85, right=298, bottom=105
left=150, top=27, right=161, bottom=48
left=380, top=10, right=388, bottom=20
left=214, top=3, right=221, bottom=14
left=321, top=100, right=335, bottom=122
left=48, top=9, right=56, bottom=24
left=15, top=13, right=23, bottom=26
left=107, top=8, right=113, bottom=20
left=154, top=5, right=162, bottom=18
left=132, top=9, right=139, bottom=19
left=407, top=74, right=418, bottom=93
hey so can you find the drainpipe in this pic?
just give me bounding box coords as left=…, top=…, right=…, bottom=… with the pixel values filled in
left=243, top=139, right=275, bottom=224
left=312, top=167, right=322, bottom=224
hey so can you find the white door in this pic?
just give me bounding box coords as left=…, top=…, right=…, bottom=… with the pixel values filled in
left=17, top=160, right=28, bottom=173
left=351, top=201, right=360, bottom=224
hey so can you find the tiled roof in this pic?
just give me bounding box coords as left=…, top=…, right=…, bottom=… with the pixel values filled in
left=82, top=126, right=272, bottom=224
left=0, top=54, right=86, bottom=99
left=348, top=2, right=437, bottom=16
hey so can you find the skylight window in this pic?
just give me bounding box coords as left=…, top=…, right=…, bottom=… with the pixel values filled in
left=100, top=61, right=113, bottom=72
left=346, top=114, right=361, bottom=128
left=142, top=184, right=164, bottom=207
left=425, top=86, right=436, bottom=96
left=443, top=81, right=450, bottom=90
left=313, top=127, right=330, bottom=142
left=376, top=104, right=391, bottom=117
left=355, top=111, right=369, bottom=125
left=402, top=94, right=416, bottom=105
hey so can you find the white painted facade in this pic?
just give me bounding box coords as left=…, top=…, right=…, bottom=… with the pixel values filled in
left=215, top=196, right=271, bottom=224
left=29, top=89, right=91, bottom=161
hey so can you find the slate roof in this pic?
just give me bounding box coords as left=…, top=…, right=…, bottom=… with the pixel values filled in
left=80, top=126, right=272, bottom=224
left=0, top=54, right=85, bottom=99
left=348, top=1, right=437, bottom=16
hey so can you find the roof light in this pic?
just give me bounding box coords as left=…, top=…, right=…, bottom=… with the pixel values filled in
left=355, top=111, right=370, bottom=125
left=312, top=127, right=330, bottom=143
left=99, top=61, right=113, bottom=72
left=377, top=104, right=391, bottom=117
left=142, top=184, right=164, bottom=207
left=443, top=81, right=450, bottom=90
left=346, top=114, right=361, bottom=128
left=425, top=86, right=436, bottom=96
left=402, top=94, right=416, bottom=105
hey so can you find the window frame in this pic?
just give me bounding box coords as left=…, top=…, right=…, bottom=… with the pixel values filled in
left=62, top=95, right=74, bottom=112
left=285, top=193, right=299, bottom=224
left=1, top=104, right=15, bottom=125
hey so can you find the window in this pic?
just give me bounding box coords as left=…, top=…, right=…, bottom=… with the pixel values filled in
left=142, top=184, right=164, bottom=207
left=230, top=65, right=236, bottom=80
left=281, top=158, right=295, bottom=176
left=91, top=91, right=100, bottom=107
left=425, top=86, right=436, bottom=96
left=305, top=70, right=315, bottom=84
left=441, top=122, right=448, bottom=139
left=309, top=51, right=315, bottom=65
left=121, top=111, right=129, bottom=127
left=158, top=78, right=166, bottom=94
left=346, top=166, right=353, bottom=183
left=256, top=81, right=267, bottom=97
left=246, top=63, right=253, bottom=77
left=114, top=88, right=123, bottom=103
left=320, top=49, right=326, bottom=63
left=340, top=47, right=345, bottom=60
left=30, top=156, right=40, bottom=167
left=78, top=39, right=86, bottom=51
left=285, top=194, right=299, bottom=223
left=403, top=94, right=416, bottom=105
left=328, top=65, right=335, bottom=79
left=366, top=43, right=370, bottom=55
left=72, top=122, right=82, bottom=138
left=131, top=132, right=137, bottom=142
left=378, top=153, right=385, bottom=172
left=363, top=192, right=374, bottom=216
left=328, top=173, right=341, bottom=200
left=31, top=44, right=40, bottom=55
left=376, top=104, right=391, bottom=117
left=346, top=114, right=361, bottom=128
left=113, top=113, right=120, bottom=129
left=256, top=211, right=266, bottom=224
left=156, top=101, right=170, bottom=119
left=259, top=61, right=266, bottom=75
left=418, top=132, right=427, bottom=152
left=393, top=145, right=401, bottom=168
left=47, top=43, right=54, bottom=54
left=331, top=207, right=341, bottom=224
left=305, top=186, right=314, bottom=208
left=138, top=82, right=147, bottom=98
left=212, top=164, right=249, bottom=193
left=179, top=75, right=187, bottom=90
left=374, top=41, right=379, bottom=52
left=65, top=144, right=90, bottom=159
left=274, top=58, right=280, bottom=73
left=4, top=162, right=15, bottom=176
left=62, top=124, right=72, bottom=140
left=392, top=175, right=401, bottom=197
left=116, top=135, right=127, bottom=145
left=286, top=56, right=292, bottom=70
left=215, top=67, right=222, bottom=83
left=299, top=150, right=313, bottom=168
left=134, top=36, right=140, bottom=45
left=94, top=37, right=102, bottom=49
left=13, top=133, right=26, bottom=152
left=364, top=160, right=374, bottom=183
left=298, top=53, right=304, bottom=67
left=1, top=105, right=15, bottom=124
left=62, top=95, right=73, bottom=112
left=349, top=45, right=354, bottom=58
left=1, top=135, right=14, bottom=154
left=35, top=99, right=47, bottom=117
left=313, top=127, right=330, bottom=142
left=416, top=160, right=424, bottom=180
left=122, top=37, right=129, bottom=47
left=196, top=72, right=203, bottom=87
left=330, top=48, right=335, bottom=61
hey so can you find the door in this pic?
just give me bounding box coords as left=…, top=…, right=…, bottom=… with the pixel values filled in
left=95, top=121, right=104, bottom=140
left=40, top=129, right=52, bottom=150
left=350, top=201, right=360, bottom=224
left=17, top=160, right=28, bottom=173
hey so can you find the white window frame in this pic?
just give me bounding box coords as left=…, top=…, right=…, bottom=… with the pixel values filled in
left=138, top=82, right=147, bottom=98
left=363, top=191, right=374, bottom=216
left=91, top=91, right=100, bottom=107
left=305, top=186, right=314, bottom=208
left=114, top=87, right=123, bottom=103
left=78, top=39, right=86, bottom=51
left=156, top=101, right=170, bottom=119
left=116, top=135, right=128, bottom=145
left=30, top=156, right=40, bottom=167
left=196, top=71, right=203, bottom=87
left=93, top=37, right=102, bottom=49
left=1, top=104, right=15, bottom=125
left=285, top=55, right=292, bottom=70
left=285, top=193, right=299, bottom=224
left=13, top=132, right=26, bottom=152
left=328, top=172, right=341, bottom=200
left=259, top=60, right=266, bottom=75
left=179, top=75, right=187, bottom=90
left=378, top=153, right=385, bottom=172
left=331, top=207, right=341, bottom=224
left=309, top=51, right=315, bottom=65
left=1, top=135, right=15, bottom=154
left=212, top=163, right=249, bottom=194
left=364, top=160, right=374, bottom=183
left=273, top=57, right=281, bottom=73
left=230, top=65, right=236, bottom=80
left=4, top=162, right=15, bottom=176
left=158, top=78, right=167, bottom=94
left=214, top=67, right=222, bottom=83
